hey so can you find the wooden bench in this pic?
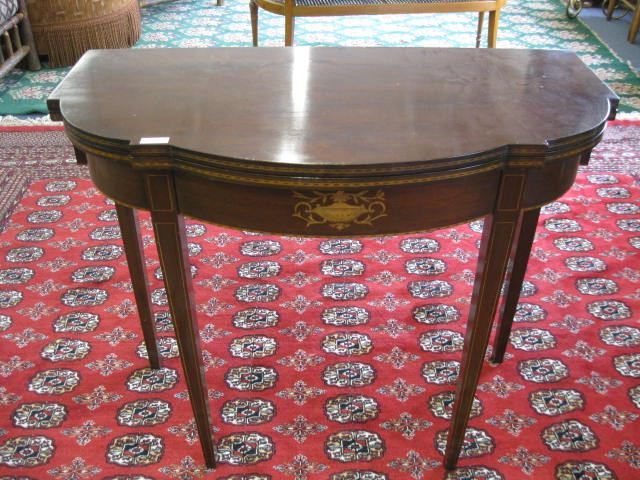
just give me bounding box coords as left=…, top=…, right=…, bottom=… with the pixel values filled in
left=249, top=0, right=506, bottom=47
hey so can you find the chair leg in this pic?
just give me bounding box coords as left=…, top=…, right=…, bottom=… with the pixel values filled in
left=606, top=0, right=617, bottom=20
left=487, top=10, right=499, bottom=48
left=285, top=14, right=295, bottom=46
left=475, top=12, right=485, bottom=48
left=250, top=0, right=259, bottom=46
left=18, top=0, right=41, bottom=71
left=628, top=3, right=640, bottom=43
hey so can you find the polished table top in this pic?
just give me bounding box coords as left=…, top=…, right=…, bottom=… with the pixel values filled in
left=49, top=47, right=616, bottom=173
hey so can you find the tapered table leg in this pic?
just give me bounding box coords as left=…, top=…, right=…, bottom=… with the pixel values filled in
left=491, top=207, right=541, bottom=364
left=145, top=173, right=216, bottom=469
left=444, top=172, right=526, bottom=470
left=115, top=203, right=161, bottom=369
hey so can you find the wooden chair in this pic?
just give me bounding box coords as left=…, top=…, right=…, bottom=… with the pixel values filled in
left=626, top=0, right=639, bottom=43
left=0, top=0, right=40, bottom=78
left=249, top=0, right=506, bottom=47
left=606, top=0, right=640, bottom=43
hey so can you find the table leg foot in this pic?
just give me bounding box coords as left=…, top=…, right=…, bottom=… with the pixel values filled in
left=115, top=203, right=161, bottom=370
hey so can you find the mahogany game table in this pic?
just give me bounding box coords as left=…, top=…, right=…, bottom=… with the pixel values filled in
left=48, top=47, right=617, bottom=470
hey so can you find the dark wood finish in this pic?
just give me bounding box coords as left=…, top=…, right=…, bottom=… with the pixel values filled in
left=491, top=207, right=540, bottom=364
left=145, top=171, right=216, bottom=468
left=72, top=146, right=87, bottom=165
left=48, top=48, right=616, bottom=173
left=115, top=203, right=161, bottom=370
left=446, top=202, right=518, bottom=468
left=49, top=47, right=617, bottom=470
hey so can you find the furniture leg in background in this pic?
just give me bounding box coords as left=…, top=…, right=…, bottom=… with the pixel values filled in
left=476, top=12, right=485, bottom=47
left=629, top=1, right=639, bottom=42
left=250, top=0, right=505, bottom=47
left=606, top=0, right=639, bottom=43
left=284, top=0, right=294, bottom=46
left=250, top=0, right=259, bottom=46
left=17, top=0, right=40, bottom=70
left=0, top=0, right=41, bottom=78
left=488, top=10, right=500, bottom=47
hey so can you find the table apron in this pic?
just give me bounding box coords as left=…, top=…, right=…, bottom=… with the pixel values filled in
left=85, top=152, right=582, bottom=236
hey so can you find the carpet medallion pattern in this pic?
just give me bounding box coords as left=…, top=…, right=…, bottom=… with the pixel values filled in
left=0, top=0, right=638, bottom=116
left=0, top=127, right=638, bottom=478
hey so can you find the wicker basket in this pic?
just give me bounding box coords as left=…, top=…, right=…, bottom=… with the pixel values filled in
left=27, top=0, right=141, bottom=67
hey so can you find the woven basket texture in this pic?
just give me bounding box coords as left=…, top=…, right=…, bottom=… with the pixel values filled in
left=26, top=0, right=141, bottom=67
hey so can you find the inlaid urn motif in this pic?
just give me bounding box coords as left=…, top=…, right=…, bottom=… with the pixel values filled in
left=292, top=191, right=387, bottom=230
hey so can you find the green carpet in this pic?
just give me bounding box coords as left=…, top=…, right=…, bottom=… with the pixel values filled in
left=0, top=0, right=638, bottom=116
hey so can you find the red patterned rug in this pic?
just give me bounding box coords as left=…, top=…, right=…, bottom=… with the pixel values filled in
left=0, top=125, right=639, bottom=479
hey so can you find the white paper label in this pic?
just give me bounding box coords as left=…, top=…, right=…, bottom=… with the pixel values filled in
left=139, top=137, right=170, bottom=144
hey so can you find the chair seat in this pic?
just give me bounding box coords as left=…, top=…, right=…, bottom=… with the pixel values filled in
left=253, top=0, right=502, bottom=47
left=0, top=0, right=18, bottom=22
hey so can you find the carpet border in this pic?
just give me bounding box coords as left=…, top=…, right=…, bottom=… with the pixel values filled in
left=0, top=125, right=65, bottom=132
